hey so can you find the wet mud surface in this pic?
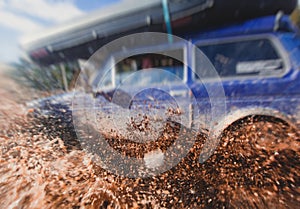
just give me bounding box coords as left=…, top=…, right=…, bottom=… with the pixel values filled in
left=0, top=66, right=299, bottom=208
left=0, top=103, right=299, bottom=208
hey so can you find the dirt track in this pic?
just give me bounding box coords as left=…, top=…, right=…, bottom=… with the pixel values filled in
left=0, top=65, right=299, bottom=208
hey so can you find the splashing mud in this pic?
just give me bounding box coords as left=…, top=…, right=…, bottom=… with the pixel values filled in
left=0, top=69, right=299, bottom=208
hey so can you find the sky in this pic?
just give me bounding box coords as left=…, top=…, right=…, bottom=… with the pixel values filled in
left=0, top=0, right=120, bottom=64
left=0, top=0, right=299, bottom=64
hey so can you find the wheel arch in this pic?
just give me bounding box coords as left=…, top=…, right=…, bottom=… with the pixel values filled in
left=210, top=107, right=296, bottom=140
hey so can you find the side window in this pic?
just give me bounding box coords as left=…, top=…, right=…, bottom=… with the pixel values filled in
left=115, top=48, right=184, bottom=86
left=196, top=38, right=285, bottom=79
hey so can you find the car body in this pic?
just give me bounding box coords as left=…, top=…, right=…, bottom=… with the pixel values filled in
left=91, top=14, right=299, bottom=137
left=29, top=14, right=300, bottom=142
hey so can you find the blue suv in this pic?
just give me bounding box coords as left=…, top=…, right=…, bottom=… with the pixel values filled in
left=29, top=13, right=300, bottom=156
left=69, top=13, right=300, bottom=137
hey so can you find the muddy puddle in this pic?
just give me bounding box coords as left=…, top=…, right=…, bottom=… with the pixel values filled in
left=0, top=97, right=299, bottom=209
left=0, top=66, right=299, bottom=208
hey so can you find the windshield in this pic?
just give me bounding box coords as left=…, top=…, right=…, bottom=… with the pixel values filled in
left=115, top=52, right=184, bottom=87
left=93, top=48, right=185, bottom=89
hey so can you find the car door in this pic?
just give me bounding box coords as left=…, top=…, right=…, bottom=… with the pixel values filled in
left=93, top=43, right=193, bottom=140
left=190, top=34, right=299, bottom=128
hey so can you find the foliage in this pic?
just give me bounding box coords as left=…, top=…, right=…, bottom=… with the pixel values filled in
left=13, top=59, right=79, bottom=92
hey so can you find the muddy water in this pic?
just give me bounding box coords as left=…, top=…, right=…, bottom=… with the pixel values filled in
left=0, top=64, right=299, bottom=208
left=0, top=98, right=299, bottom=209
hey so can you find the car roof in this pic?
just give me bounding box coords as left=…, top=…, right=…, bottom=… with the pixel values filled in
left=185, top=15, right=297, bottom=42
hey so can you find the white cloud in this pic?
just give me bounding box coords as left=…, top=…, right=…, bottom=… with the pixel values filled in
left=0, top=0, right=84, bottom=35
left=0, top=0, right=85, bottom=62
left=0, top=10, right=42, bottom=34
left=3, top=0, right=84, bottom=23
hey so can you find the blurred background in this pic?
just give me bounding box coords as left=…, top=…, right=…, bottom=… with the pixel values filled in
left=0, top=0, right=299, bottom=96
left=0, top=0, right=120, bottom=97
